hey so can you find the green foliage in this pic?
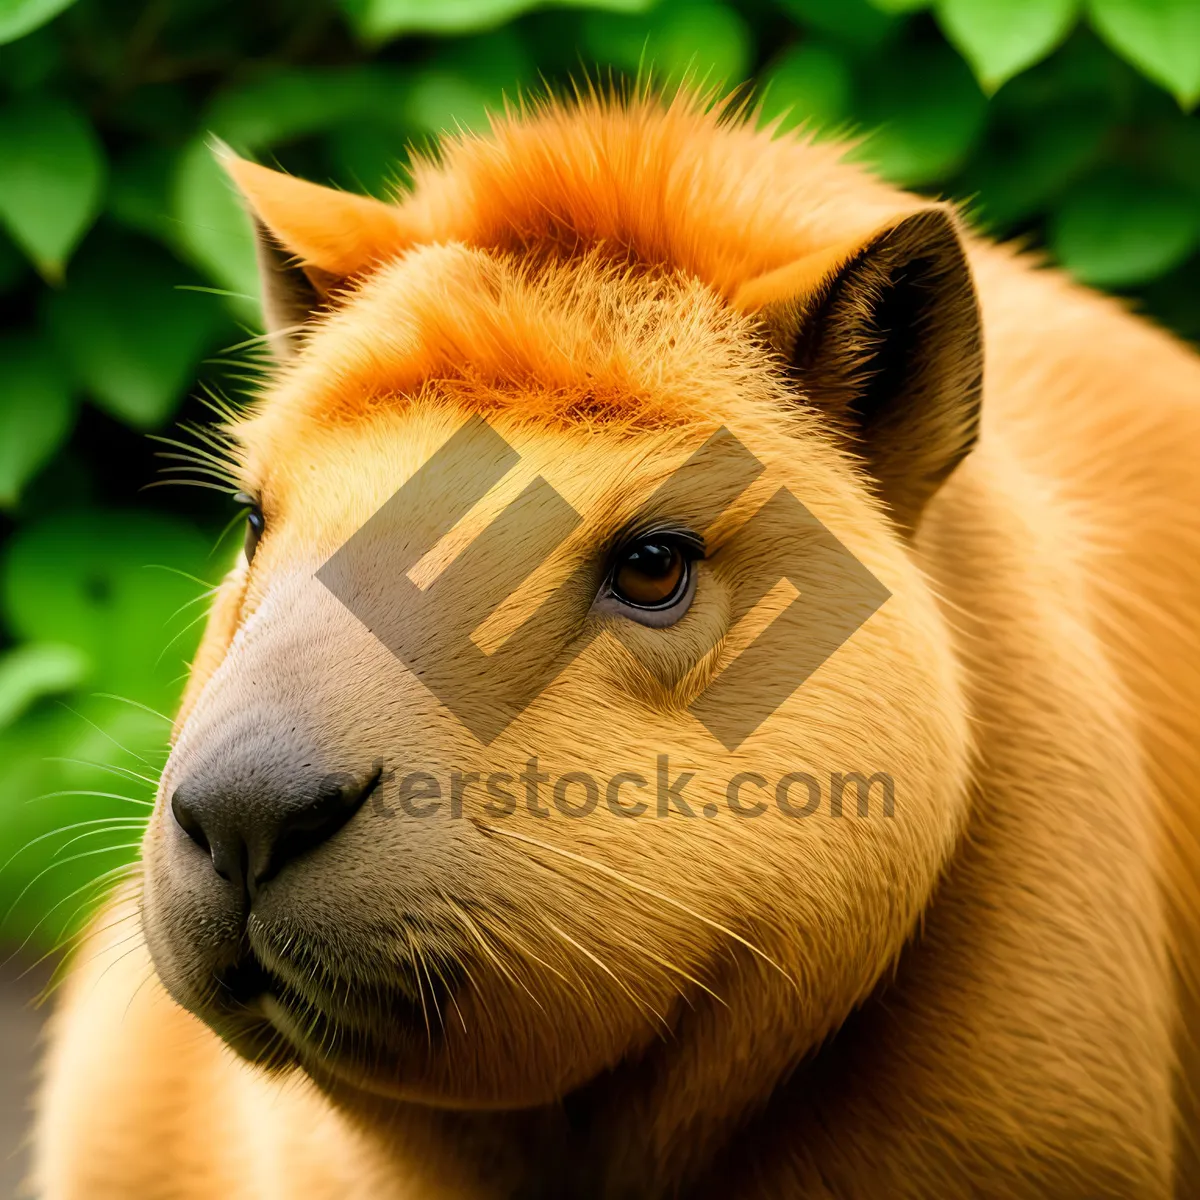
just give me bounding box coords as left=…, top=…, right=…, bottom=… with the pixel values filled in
left=0, top=95, right=105, bottom=280
left=0, top=642, right=89, bottom=729
left=0, top=0, right=77, bottom=47
left=1051, top=167, right=1200, bottom=285
left=1089, top=0, right=1200, bottom=108
left=937, top=0, right=1079, bottom=93
left=852, top=40, right=989, bottom=184
left=44, top=236, right=228, bottom=428
left=0, top=335, right=75, bottom=508
left=342, top=0, right=654, bottom=43
left=760, top=42, right=853, bottom=132
left=0, top=0, right=1198, bottom=951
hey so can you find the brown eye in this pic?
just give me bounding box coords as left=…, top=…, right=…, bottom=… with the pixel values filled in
left=612, top=538, right=688, bottom=609
left=235, top=493, right=264, bottom=564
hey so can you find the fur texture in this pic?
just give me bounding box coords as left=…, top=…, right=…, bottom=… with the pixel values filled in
left=30, top=92, right=1200, bottom=1198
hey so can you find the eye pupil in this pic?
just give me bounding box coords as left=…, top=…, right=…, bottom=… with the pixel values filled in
left=626, top=542, right=675, bottom=578
left=235, top=493, right=264, bottom=564
left=612, top=539, right=687, bottom=608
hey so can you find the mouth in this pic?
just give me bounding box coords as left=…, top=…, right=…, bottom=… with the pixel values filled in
left=207, top=947, right=458, bottom=1082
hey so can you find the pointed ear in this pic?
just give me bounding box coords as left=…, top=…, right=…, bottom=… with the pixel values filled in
left=217, top=148, right=413, bottom=358
left=735, top=208, right=983, bottom=535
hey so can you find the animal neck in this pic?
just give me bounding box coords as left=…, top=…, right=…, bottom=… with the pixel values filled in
left=328, top=965, right=813, bottom=1198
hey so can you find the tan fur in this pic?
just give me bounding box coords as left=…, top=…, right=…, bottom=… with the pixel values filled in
left=30, top=93, right=1200, bottom=1198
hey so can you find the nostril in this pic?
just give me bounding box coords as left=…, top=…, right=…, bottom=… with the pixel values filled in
left=167, top=762, right=379, bottom=900
left=260, top=767, right=380, bottom=886
left=171, top=787, right=211, bottom=855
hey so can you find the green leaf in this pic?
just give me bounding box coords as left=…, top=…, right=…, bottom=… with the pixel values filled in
left=0, top=698, right=161, bottom=948
left=430, top=26, right=537, bottom=109
left=759, top=43, right=854, bottom=134
left=407, top=70, right=496, bottom=136
left=583, top=1, right=753, bottom=85
left=1143, top=115, right=1200, bottom=197
left=0, top=97, right=105, bottom=281
left=851, top=41, right=988, bottom=185
left=342, top=0, right=654, bottom=44
left=955, top=102, right=1110, bottom=228
left=171, top=137, right=260, bottom=321
left=172, top=66, right=416, bottom=319
left=206, top=66, right=408, bottom=149
left=937, top=0, right=1080, bottom=93
left=44, top=236, right=227, bottom=429
left=326, top=123, right=411, bottom=198
left=0, top=0, right=77, bottom=45
left=983, top=26, right=1127, bottom=119
left=649, top=3, right=754, bottom=86
left=1089, top=0, right=1200, bottom=108
left=580, top=6, right=658, bottom=68
left=107, top=143, right=176, bottom=242
left=0, top=228, right=23, bottom=292
left=1050, top=169, right=1200, bottom=286
left=1138, top=262, right=1200, bottom=344
left=0, top=642, right=90, bottom=729
left=0, top=21, right=60, bottom=88
left=779, top=0, right=901, bottom=49
left=865, top=0, right=929, bottom=11
left=2, top=508, right=213, bottom=704
left=0, top=334, right=76, bottom=508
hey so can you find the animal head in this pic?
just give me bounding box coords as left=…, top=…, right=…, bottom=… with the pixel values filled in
left=140, top=94, right=979, bottom=1114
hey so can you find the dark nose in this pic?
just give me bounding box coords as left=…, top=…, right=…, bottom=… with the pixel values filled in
left=171, top=762, right=378, bottom=899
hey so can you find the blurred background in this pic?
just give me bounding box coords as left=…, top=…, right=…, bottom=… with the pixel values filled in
left=0, top=0, right=1198, bottom=1187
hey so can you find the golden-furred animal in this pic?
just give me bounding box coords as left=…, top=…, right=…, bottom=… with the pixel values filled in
left=30, top=91, right=1200, bottom=1198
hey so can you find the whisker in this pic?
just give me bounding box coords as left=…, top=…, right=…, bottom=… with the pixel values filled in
left=90, top=693, right=174, bottom=725
left=210, top=507, right=250, bottom=559
left=121, top=958, right=160, bottom=1024
left=474, top=903, right=574, bottom=991
left=3, top=843, right=141, bottom=930
left=24, top=790, right=153, bottom=808
left=1, top=816, right=146, bottom=875
left=404, top=928, right=432, bottom=1051
left=148, top=433, right=237, bottom=474
left=602, top=921, right=721, bottom=1010
left=55, top=703, right=153, bottom=765
left=447, top=899, right=545, bottom=1014
left=34, top=906, right=143, bottom=983
left=139, top=566, right=219, bottom=593
left=473, top=820, right=795, bottom=989
left=196, top=381, right=244, bottom=423
left=154, top=459, right=240, bottom=483
left=155, top=607, right=215, bottom=667
left=4, top=863, right=138, bottom=967
left=143, top=478, right=240, bottom=495
left=89, top=937, right=152, bottom=1004
left=163, top=586, right=220, bottom=625
left=45, top=874, right=143, bottom=958
left=53, top=822, right=148, bottom=857
left=541, top=916, right=669, bottom=1035
left=42, top=757, right=159, bottom=787
left=426, top=929, right=468, bottom=1036
left=413, top=943, right=445, bottom=1035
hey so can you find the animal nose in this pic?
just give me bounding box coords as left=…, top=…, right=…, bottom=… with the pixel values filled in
left=171, top=765, right=378, bottom=899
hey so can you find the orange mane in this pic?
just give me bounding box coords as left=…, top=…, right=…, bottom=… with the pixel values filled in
left=227, top=94, right=933, bottom=448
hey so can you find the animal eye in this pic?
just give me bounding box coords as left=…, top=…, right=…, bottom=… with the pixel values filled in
left=612, top=539, right=687, bottom=608
left=598, top=531, right=701, bottom=627
left=235, top=492, right=264, bottom=564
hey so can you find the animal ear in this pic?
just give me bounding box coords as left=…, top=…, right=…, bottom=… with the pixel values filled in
left=735, top=208, right=983, bottom=534
left=217, top=147, right=414, bottom=359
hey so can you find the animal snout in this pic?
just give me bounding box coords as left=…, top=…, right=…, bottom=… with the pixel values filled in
left=169, top=733, right=379, bottom=902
